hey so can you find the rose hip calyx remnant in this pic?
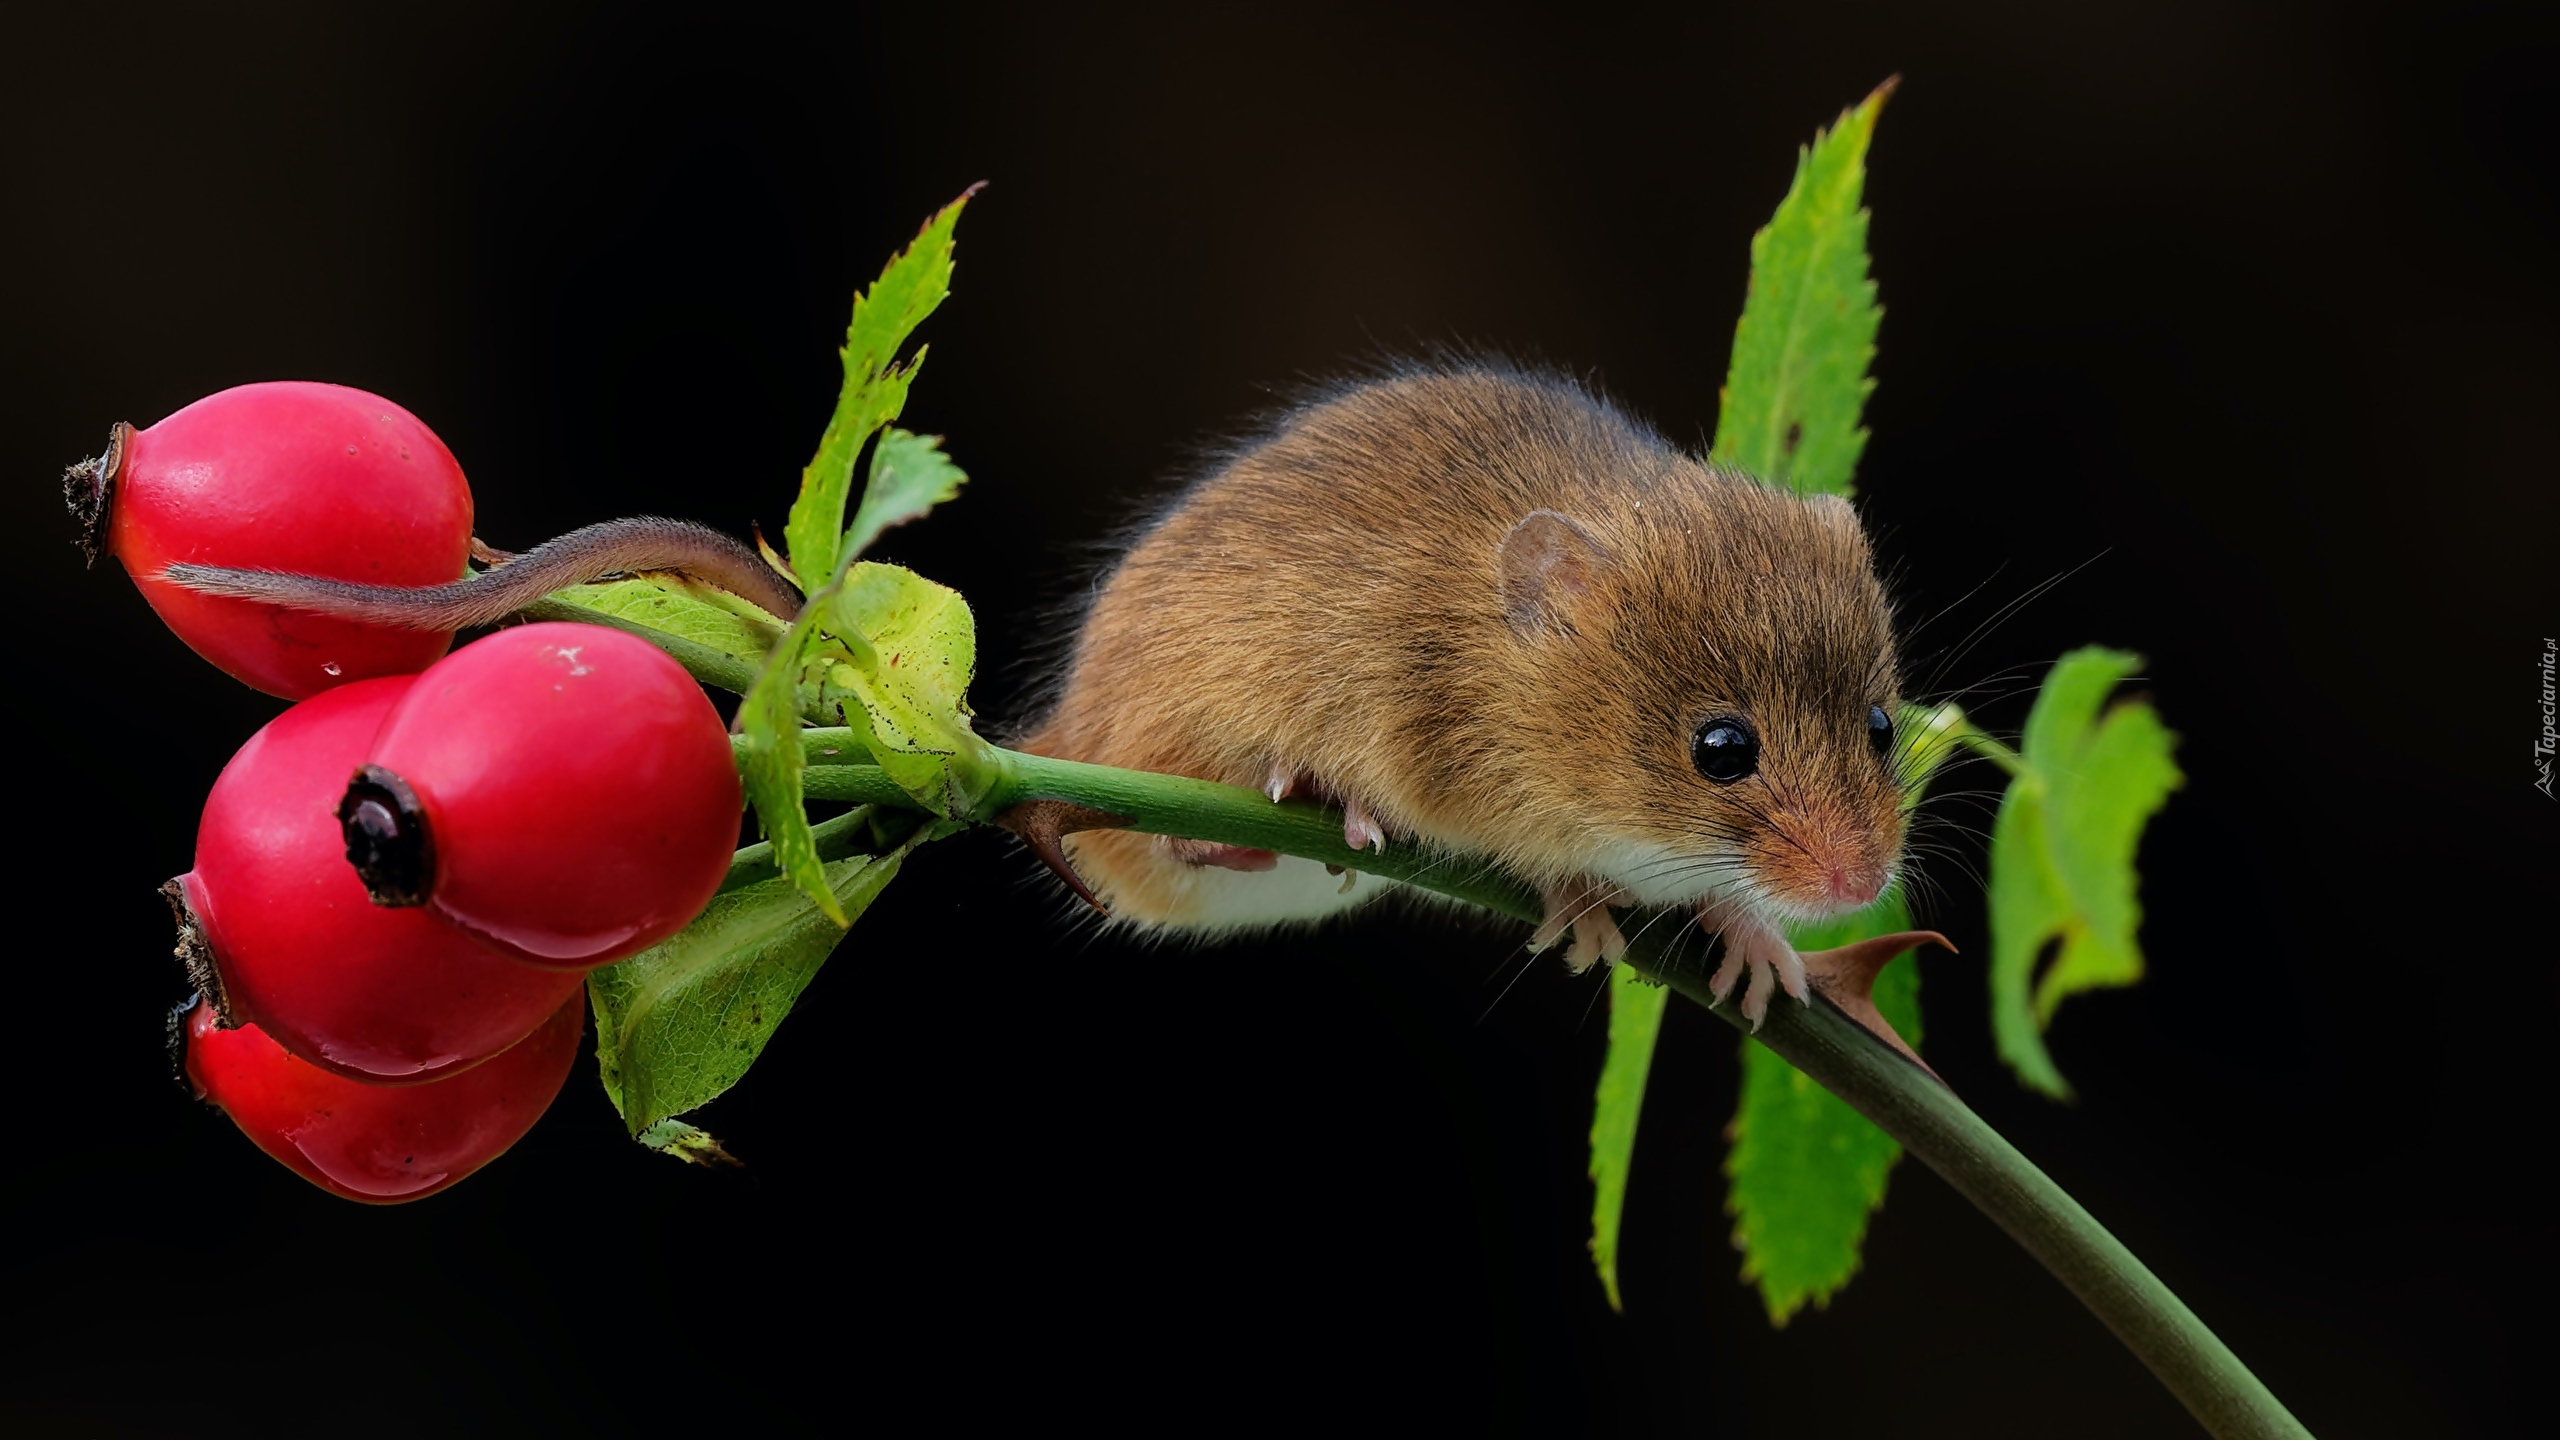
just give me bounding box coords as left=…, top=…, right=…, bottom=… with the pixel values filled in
left=338, top=764, right=435, bottom=908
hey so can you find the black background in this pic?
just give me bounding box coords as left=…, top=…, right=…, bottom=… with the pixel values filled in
left=1, top=3, right=2548, bottom=1436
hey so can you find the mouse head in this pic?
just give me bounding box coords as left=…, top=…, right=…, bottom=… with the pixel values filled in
left=1494, top=475, right=1908, bottom=922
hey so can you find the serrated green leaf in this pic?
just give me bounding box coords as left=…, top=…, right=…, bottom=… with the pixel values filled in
left=1989, top=789, right=2073, bottom=1096
left=1989, top=648, right=2183, bottom=1099
left=1726, top=892, right=1921, bottom=1325
left=1711, top=81, right=1891, bottom=497
left=824, top=561, right=996, bottom=816
left=591, top=845, right=911, bottom=1136
left=1589, top=964, right=1669, bottom=1313
left=549, top=577, right=786, bottom=662
left=783, top=190, right=973, bottom=589
left=845, top=428, right=968, bottom=562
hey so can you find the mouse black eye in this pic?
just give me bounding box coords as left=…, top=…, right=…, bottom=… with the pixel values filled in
left=1867, top=704, right=1894, bottom=760
left=1691, top=716, right=1759, bottom=784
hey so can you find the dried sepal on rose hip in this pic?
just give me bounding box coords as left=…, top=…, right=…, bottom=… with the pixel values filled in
left=341, top=622, right=742, bottom=969
left=176, top=991, right=583, bottom=1204
left=63, top=381, right=475, bottom=699
left=169, top=675, right=583, bottom=1085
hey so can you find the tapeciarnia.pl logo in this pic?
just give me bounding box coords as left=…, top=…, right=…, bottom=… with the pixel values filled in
left=2538, top=637, right=2556, bottom=800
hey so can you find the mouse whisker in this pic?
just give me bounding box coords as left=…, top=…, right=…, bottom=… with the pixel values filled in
left=1916, top=554, right=2106, bottom=704
left=1894, top=560, right=2008, bottom=655
left=1571, top=961, right=1617, bottom=1037
left=1478, top=936, right=1556, bottom=1023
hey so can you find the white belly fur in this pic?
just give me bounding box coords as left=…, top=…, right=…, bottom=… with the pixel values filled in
left=1160, top=853, right=1390, bottom=934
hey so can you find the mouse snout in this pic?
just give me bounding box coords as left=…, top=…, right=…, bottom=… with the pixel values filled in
left=1749, top=808, right=1897, bottom=916
left=1824, top=862, right=1888, bottom=908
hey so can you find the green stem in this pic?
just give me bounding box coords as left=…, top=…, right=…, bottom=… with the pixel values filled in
left=1901, top=700, right=2025, bottom=780
left=715, top=735, right=2308, bottom=1438
left=1639, top=949, right=2309, bottom=1440
left=1950, top=722, right=2027, bottom=777
left=719, top=805, right=875, bottom=893
left=799, top=765, right=921, bottom=806
left=992, top=748, right=1543, bottom=920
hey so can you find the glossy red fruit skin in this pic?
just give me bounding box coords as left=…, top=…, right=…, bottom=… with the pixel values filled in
left=361, top=622, right=741, bottom=968
left=104, top=381, right=473, bottom=699
left=181, top=992, right=581, bottom=1204
left=181, top=675, right=583, bottom=1084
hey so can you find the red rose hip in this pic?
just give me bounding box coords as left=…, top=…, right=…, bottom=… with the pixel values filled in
left=179, top=993, right=582, bottom=1204
left=342, top=622, right=741, bottom=968
left=66, top=381, right=474, bottom=699
left=173, top=675, right=584, bottom=1084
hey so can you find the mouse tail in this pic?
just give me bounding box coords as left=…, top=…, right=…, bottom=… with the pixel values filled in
left=159, top=516, right=804, bottom=631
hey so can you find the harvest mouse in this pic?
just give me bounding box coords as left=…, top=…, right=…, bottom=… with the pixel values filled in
left=1017, top=363, right=1912, bottom=1025
left=159, top=362, right=1917, bottom=1027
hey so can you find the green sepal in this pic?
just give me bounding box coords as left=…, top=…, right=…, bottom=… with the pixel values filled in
left=549, top=577, right=786, bottom=662
left=736, top=565, right=858, bottom=924
left=823, top=561, right=996, bottom=816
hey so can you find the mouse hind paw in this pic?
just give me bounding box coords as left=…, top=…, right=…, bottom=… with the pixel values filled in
left=1340, top=794, right=1387, bottom=854
left=1257, top=763, right=1386, bottom=855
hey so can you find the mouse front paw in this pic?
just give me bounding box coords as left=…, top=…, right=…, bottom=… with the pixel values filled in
left=1701, top=906, right=1808, bottom=1031
left=1532, top=877, right=1630, bottom=974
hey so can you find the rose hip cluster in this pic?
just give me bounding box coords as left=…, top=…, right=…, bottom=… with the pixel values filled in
left=78, top=382, right=742, bottom=1203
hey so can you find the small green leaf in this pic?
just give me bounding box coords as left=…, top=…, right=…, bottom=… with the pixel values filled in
left=1726, top=892, right=1921, bottom=1325
left=1988, top=647, right=2183, bottom=1099
left=549, top=577, right=786, bottom=662
left=1589, top=964, right=1670, bottom=1312
left=783, top=190, right=973, bottom=589
left=845, top=428, right=968, bottom=562
left=1711, top=80, right=1892, bottom=497
left=825, top=561, right=996, bottom=815
left=590, top=844, right=913, bottom=1136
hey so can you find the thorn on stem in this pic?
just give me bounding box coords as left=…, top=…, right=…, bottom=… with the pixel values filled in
left=995, top=800, right=1131, bottom=915
left=1797, top=930, right=1956, bottom=1082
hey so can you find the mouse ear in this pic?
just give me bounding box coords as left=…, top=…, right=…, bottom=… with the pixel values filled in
left=1805, top=492, right=1858, bottom=527
left=1497, top=510, right=1608, bottom=635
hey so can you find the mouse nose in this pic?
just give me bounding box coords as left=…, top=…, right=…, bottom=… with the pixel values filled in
left=1825, top=864, right=1886, bottom=907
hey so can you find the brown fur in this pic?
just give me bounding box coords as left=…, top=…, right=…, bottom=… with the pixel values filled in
left=1017, top=363, right=1906, bottom=932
